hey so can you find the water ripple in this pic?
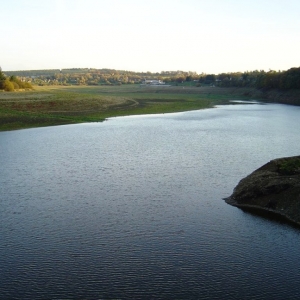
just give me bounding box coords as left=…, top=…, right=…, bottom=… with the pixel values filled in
left=1, top=104, right=300, bottom=299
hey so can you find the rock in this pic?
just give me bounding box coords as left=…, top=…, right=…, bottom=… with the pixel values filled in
left=225, top=156, right=300, bottom=226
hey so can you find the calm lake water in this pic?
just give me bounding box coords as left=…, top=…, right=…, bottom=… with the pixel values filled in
left=1, top=102, right=300, bottom=299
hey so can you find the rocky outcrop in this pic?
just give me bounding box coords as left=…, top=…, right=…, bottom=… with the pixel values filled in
left=225, top=156, right=300, bottom=226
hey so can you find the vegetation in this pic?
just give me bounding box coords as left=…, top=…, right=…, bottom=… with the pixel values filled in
left=0, top=67, right=33, bottom=91
left=0, top=85, right=256, bottom=131
left=215, top=68, right=300, bottom=89
left=1, top=65, right=300, bottom=131
left=3, top=68, right=199, bottom=86
left=278, top=158, right=300, bottom=175
left=3, top=67, right=300, bottom=90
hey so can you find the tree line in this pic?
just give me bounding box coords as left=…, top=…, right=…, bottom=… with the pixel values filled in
left=2, top=67, right=300, bottom=90
left=209, top=67, right=300, bottom=89
left=4, top=68, right=198, bottom=86
left=0, top=67, right=33, bottom=91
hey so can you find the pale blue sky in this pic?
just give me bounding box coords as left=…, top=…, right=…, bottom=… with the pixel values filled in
left=2, top=0, right=300, bottom=73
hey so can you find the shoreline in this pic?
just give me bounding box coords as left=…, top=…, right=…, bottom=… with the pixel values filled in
left=225, top=197, right=300, bottom=228
left=225, top=156, right=300, bottom=228
left=1, top=85, right=300, bottom=131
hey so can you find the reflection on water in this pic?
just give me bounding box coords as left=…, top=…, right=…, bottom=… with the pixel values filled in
left=229, top=100, right=261, bottom=104
left=1, top=103, right=300, bottom=299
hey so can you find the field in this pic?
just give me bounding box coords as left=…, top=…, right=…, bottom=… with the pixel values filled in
left=0, top=85, right=259, bottom=131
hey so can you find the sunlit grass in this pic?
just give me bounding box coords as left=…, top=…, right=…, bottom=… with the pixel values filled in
left=0, top=85, right=257, bottom=131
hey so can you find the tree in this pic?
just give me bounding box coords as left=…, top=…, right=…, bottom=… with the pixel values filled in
left=2, top=80, right=14, bottom=91
left=9, top=75, right=33, bottom=89
left=185, top=75, right=192, bottom=82
left=0, top=67, right=6, bottom=81
left=204, top=74, right=216, bottom=84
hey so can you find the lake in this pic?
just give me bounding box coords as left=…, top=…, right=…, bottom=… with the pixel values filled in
left=1, top=102, right=300, bottom=299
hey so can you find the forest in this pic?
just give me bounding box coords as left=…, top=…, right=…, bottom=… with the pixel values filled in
left=1, top=66, right=300, bottom=90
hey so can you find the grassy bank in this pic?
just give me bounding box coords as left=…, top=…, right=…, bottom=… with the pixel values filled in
left=0, top=85, right=272, bottom=131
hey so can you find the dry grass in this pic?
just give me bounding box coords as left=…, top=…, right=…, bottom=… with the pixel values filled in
left=0, top=85, right=259, bottom=131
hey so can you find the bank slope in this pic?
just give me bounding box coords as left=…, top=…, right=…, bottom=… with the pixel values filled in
left=225, top=156, right=300, bottom=226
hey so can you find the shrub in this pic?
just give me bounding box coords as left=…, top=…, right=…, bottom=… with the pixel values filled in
left=22, top=82, right=33, bottom=89
left=12, top=81, right=19, bottom=89
left=3, top=80, right=14, bottom=91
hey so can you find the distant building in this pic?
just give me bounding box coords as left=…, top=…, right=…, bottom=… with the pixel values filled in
left=141, top=79, right=166, bottom=86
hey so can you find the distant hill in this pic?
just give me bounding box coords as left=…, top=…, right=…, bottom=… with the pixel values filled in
left=3, top=67, right=300, bottom=92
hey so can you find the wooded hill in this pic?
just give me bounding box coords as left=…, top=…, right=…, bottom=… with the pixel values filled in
left=2, top=67, right=300, bottom=90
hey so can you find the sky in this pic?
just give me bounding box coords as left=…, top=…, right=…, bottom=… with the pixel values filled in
left=2, top=0, right=300, bottom=74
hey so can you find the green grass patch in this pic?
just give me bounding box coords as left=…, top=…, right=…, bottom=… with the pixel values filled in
left=278, top=158, right=300, bottom=175
left=0, top=85, right=259, bottom=131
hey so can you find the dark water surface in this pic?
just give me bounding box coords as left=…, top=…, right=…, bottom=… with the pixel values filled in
left=1, top=103, right=300, bottom=299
